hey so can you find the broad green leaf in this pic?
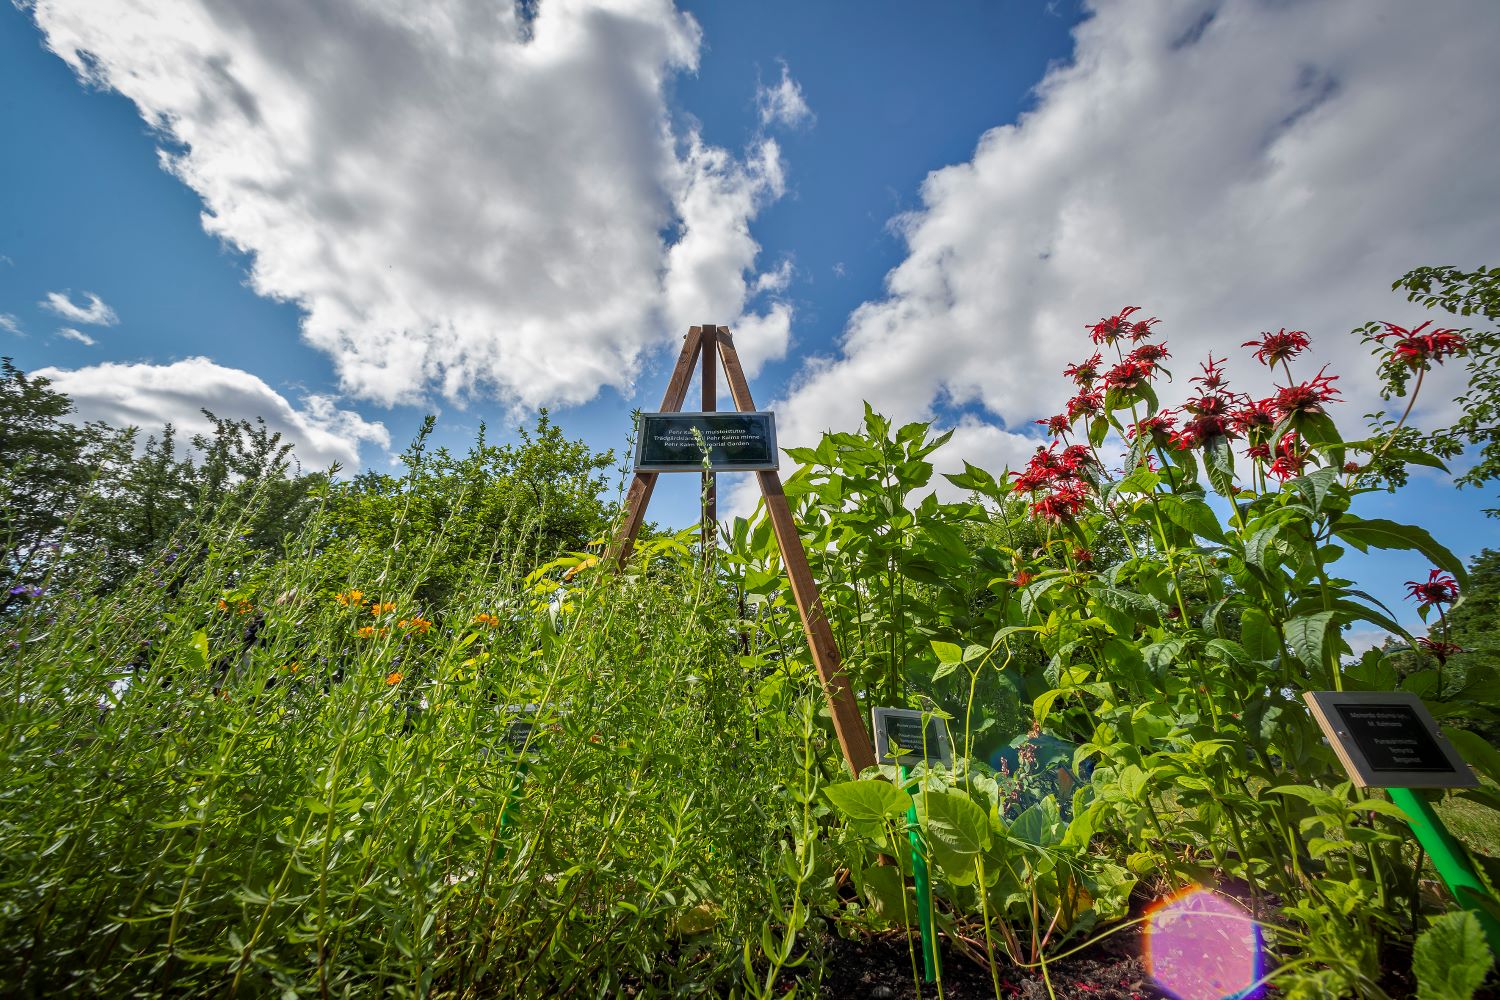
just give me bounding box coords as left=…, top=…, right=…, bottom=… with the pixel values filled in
left=1160, top=496, right=1227, bottom=544
left=1445, top=728, right=1500, bottom=787
left=823, top=780, right=911, bottom=824
left=1009, top=796, right=1065, bottom=847
left=931, top=641, right=963, bottom=665
left=1413, top=911, right=1492, bottom=1000
left=916, top=789, right=991, bottom=857
left=1240, top=608, right=1281, bottom=660
left=1204, top=436, right=1237, bottom=498
left=1284, top=611, right=1336, bottom=667
left=1332, top=517, right=1469, bottom=589
left=1115, top=467, right=1160, bottom=495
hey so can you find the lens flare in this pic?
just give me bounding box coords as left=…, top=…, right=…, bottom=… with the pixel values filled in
left=1144, top=886, right=1262, bottom=1000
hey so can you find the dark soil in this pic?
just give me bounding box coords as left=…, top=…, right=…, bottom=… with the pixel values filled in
left=811, top=923, right=1167, bottom=1000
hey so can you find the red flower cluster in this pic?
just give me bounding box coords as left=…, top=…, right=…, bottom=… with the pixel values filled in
left=1271, top=367, right=1341, bottom=417
left=1086, top=306, right=1158, bottom=345
left=1415, top=637, right=1463, bottom=663
left=1067, top=389, right=1104, bottom=420
left=1243, top=328, right=1310, bottom=367
left=1064, top=353, right=1103, bottom=385
left=1266, top=432, right=1308, bottom=481
left=1405, top=570, right=1459, bottom=608
left=1376, top=321, right=1465, bottom=369
left=1013, top=443, right=1095, bottom=522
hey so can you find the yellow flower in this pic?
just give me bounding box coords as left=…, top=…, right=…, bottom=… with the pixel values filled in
left=282, top=661, right=301, bottom=673
left=472, top=613, right=500, bottom=628
left=334, top=589, right=364, bottom=606
left=386, top=671, right=404, bottom=685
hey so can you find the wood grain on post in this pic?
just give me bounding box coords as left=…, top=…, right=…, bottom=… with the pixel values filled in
left=611, top=327, right=703, bottom=568
left=700, top=324, right=717, bottom=559
left=717, top=330, right=876, bottom=777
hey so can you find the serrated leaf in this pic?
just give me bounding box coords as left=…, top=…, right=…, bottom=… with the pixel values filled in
left=1413, top=911, right=1492, bottom=1000
left=1284, top=611, right=1336, bottom=667
left=1161, top=496, right=1227, bottom=543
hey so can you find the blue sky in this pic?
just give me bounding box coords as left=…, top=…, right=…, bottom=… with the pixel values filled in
left=3, top=0, right=1498, bottom=639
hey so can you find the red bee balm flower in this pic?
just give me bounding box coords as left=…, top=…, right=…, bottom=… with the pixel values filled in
left=1376, top=321, right=1465, bottom=369
left=1405, top=570, right=1459, bottom=607
left=1243, top=328, right=1311, bottom=366
left=1037, top=413, right=1071, bottom=437
left=1272, top=367, right=1340, bottom=417
left=1066, top=389, right=1104, bottom=421
left=1063, top=353, right=1103, bottom=385
left=1415, top=637, right=1463, bottom=663
left=1087, top=306, right=1141, bottom=345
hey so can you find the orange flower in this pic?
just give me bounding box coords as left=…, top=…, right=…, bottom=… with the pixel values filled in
left=218, top=599, right=230, bottom=611
left=370, top=602, right=396, bottom=616
left=334, top=589, right=365, bottom=606
left=236, top=601, right=254, bottom=615
left=472, top=613, right=500, bottom=628
left=282, top=661, right=301, bottom=673
left=356, top=625, right=389, bottom=639
left=386, top=671, right=404, bottom=685
left=399, top=616, right=432, bottom=633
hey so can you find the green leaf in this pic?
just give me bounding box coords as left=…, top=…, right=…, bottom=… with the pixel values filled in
left=1115, top=467, right=1160, bottom=495
left=1160, top=496, right=1227, bottom=544
left=1204, top=436, right=1237, bottom=498
left=1413, top=911, right=1493, bottom=1000
left=1332, top=517, right=1469, bottom=589
left=1284, top=611, right=1336, bottom=667
left=824, top=780, right=911, bottom=824
left=1009, top=797, right=1065, bottom=847
left=1445, top=728, right=1500, bottom=787
left=931, top=641, right=963, bottom=665
left=917, top=788, right=991, bottom=857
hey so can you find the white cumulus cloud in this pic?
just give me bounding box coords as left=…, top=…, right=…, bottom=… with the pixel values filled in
left=34, top=357, right=390, bottom=471
left=28, top=0, right=792, bottom=410
left=41, top=290, right=118, bottom=326
left=774, top=0, right=1500, bottom=470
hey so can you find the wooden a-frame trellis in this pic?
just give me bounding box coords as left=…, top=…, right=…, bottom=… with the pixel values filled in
left=610, top=325, right=876, bottom=778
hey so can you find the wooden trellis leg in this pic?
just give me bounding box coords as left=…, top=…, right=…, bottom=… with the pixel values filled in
left=701, top=324, right=717, bottom=560
left=611, top=327, right=702, bottom=568
left=716, top=329, right=876, bottom=778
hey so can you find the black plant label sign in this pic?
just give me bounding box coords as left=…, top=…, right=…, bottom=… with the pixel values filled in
left=1303, top=691, right=1477, bottom=789
left=1333, top=703, right=1451, bottom=773
left=634, top=412, right=778, bottom=472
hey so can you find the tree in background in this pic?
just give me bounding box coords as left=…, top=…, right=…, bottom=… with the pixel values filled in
left=0, top=358, right=130, bottom=606
left=1358, top=264, right=1500, bottom=512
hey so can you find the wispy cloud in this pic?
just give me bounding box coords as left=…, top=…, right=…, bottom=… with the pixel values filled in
left=755, top=60, right=814, bottom=130
left=29, top=0, right=793, bottom=410
left=56, top=326, right=96, bottom=346
left=40, top=291, right=118, bottom=326
left=0, top=314, right=22, bottom=336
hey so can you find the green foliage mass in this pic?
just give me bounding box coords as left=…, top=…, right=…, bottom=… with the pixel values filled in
left=6, top=251, right=1500, bottom=1000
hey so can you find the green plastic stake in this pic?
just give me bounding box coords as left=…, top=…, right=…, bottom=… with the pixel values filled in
left=1389, top=786, right=1500, bottom=956
left=900, top=764, right=939, bottom=983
